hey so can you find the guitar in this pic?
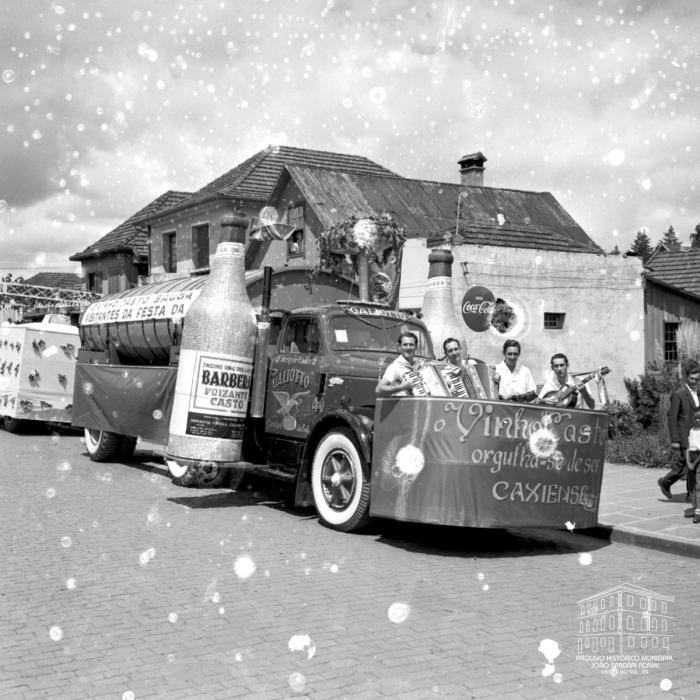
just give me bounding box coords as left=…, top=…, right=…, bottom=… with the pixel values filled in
left=538, top=366, right=611, bottom=407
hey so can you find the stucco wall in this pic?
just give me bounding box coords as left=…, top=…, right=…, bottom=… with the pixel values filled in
left=149, top=200, right=261, bottom=275
left=400, top=239, right=645, bottom=402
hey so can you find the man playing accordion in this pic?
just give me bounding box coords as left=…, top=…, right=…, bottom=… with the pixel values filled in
left=376, top=331, right=424, bottom=397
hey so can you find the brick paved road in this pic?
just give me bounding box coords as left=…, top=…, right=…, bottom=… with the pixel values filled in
left=1, top=429, right=699, bottom=699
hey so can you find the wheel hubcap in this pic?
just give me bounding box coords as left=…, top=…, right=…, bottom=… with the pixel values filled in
left=320, top=449, right=356, bottom=512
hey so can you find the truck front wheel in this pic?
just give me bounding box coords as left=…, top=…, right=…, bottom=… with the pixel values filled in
left=311, top=428, right=370, bottom=532
left=166, top=460, right=226, bottom=489
left=84, top=428, right=128, bottom=462
left=3, top=416, right=26, bottom=433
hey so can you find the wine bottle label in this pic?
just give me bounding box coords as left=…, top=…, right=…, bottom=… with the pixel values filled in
left=215, top=242, right=245, bottom=257
left=426, top=276, right=450, bottom=289
left=169, top=348, right=253, bottom=440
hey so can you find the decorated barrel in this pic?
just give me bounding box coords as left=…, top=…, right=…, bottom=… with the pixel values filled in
left=79, top=276, right=206, bottom=365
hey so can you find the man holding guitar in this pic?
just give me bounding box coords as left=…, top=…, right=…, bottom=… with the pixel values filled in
left=535, top=353, right=598, bottom=409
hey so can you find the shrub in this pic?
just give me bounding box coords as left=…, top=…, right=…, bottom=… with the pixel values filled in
left=605, top=432, right=670, bottom=469
left=604, top=401, right=640, bottom=439
left=623, top=362, right=681, bottom=430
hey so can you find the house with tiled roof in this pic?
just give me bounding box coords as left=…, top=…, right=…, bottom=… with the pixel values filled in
left=139, top=145, right=398, bottom=281
left=23, top=272, right=83, bottom=290
left=70, top=190, right=191, bottom=294
left=260, top=153, right=643, bottom=400
left=643, top=247, right=700, bottom=365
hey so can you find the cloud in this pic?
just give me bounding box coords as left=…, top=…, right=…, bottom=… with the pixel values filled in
left=0, top=0, right=698, bottom=275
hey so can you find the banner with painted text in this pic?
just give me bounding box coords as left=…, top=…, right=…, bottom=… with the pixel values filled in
left=371, top=397, right=607, bottom=528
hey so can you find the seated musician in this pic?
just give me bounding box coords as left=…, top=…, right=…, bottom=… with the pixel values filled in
left=376, top=331, right=421, bottom=396
left=535, top=353, right=595, bottom=409
left=442, top=338, right=488, bottom=399
left=495, top=339, right=537, bottom=403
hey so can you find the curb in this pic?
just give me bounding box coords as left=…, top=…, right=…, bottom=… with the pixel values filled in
left=593, top=524, right=700, bottom=560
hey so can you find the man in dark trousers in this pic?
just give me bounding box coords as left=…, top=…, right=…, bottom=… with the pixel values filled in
left=658, top=360, right=700, bottom=516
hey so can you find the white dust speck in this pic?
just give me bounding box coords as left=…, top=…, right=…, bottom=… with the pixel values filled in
left=49, top=626, right=63, bottom=641
left=630, top=330, right=640, bottom=342
left=330, top=564, right=339, bottom=573
left=57, top=460, right=72, bottom=473
left=539, top=639, right=561, bottom=662
left=147, top=505, right=161, bottom=524
left=139, top=547, right=156, bottom=566
left=122, top=692, right=135, bottom=700
left=152, top=409, right=163, bottom=420
left=2, top=68, right=16, bottom=83
left=578, top=553, right=593, bottom=566
left=219, top=607, right=225, bottom=614
left=288, top=671, right=306, bottom=692
left=529, top=428, right=558, bottom=459
left=234, top=652, right=243, bottom=662
left=60, top=536, right=72, bottom=548
left=660, top=679, right=672, bottom=691
left=288, top=634, right=316, bottom=659
left=168, top=613, right=178, bottom=623
left=481, top=584, right=489, bottom=591
left=388, top=602, right=410, bottom=624
left=66, top=578, right=76, bottom=590
left=553, top=673, right=563, bottom=683
left=82, top=381, right=94, bottom=395
left=369, top=86, right=387, bottom=104
left=233, top=555, right=256, bottom=579
left=393, top=445, right=425, bottom=477
left=542, top=663, right=555, bottom=677
left=477, top=572, right=485, bottom=581
left=605, top=148, right=625, bottom=167
left=167, top=654, right=175, bottom=663
left=46, top=488, right=56, bottom=499
left=565, top=521, right=575, bottom=532
left=496, top=212, right=506, bottom=226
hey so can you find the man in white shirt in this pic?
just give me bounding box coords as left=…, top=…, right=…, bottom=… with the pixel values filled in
left=535, top=353, right=595, bottom=409
left=494, top=339, right=537, bottom=403
left=376, top=332, right=421, bottom=397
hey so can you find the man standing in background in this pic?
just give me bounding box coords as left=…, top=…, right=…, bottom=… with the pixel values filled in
left=658, top=360, right=700, bottom=517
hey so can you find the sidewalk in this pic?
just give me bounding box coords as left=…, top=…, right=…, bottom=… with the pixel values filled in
left=595, top=461, right=700, bottom=558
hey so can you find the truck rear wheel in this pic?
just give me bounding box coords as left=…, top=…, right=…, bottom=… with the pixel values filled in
left=167, top=461, right=226, bottom=489
left=311, top=428, right=371, bottom=532
left=84, top=428, right=128, bottom=462
left=3, top=416, right=26, bottom=433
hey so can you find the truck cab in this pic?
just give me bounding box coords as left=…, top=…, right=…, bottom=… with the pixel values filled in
left=251, top=302, right=433, bottom=529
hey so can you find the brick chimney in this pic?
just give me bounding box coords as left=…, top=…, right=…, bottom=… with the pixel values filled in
left=458, top=151, right=487, bottom=186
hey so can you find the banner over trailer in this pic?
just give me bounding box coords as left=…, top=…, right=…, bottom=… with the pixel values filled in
left=371, top=398, right=607, bottom=528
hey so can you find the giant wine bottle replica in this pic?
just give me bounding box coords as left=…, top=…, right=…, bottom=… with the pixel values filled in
left=421, top=248, right=467, bottom=358
left=166, top=213, right=257, bottom=466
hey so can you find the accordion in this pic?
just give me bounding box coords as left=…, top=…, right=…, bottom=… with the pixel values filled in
left=440, top=362, right=498, bottom=400
left=404, top=364, right=450, bottom=397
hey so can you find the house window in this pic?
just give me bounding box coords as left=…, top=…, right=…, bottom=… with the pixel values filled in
left=86, top=272, right=98, bottom=293
left=192, top=223, right=210, bottom=270
left=664, top=322, right=679, bottom=362
left=544, top=312, right=565, bottom=330
left=287, top=204, right=304, bottom=259
left=163, top=232, right=177, bottom=273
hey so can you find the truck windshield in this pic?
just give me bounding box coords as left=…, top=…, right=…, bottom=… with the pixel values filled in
left=328, top=315, right=433, bottom=359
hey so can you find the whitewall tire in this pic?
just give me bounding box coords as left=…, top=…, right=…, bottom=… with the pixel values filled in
left=311, top=428, right=371, bottom=532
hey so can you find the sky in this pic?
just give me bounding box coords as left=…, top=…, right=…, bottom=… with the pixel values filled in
left=0, top=0, right=698, bottom=281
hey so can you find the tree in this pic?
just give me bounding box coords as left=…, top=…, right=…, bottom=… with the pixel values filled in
left=627, top=230, right=652, bottom=263
left=659, top=225, right=680, bottom=251
left=608, top=245, right=620, bottom=255
left=690, top=223, right=700, bottom=248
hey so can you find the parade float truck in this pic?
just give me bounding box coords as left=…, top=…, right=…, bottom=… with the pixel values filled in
left=0, top=315, right=80, bottom=432
left=71, top=265, right=608, bottom=533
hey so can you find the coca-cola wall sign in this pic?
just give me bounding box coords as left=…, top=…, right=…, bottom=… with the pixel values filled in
left=461, top=286, right=496, bottom=332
